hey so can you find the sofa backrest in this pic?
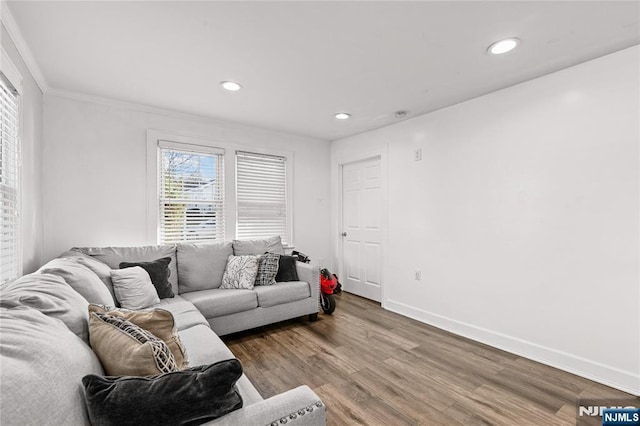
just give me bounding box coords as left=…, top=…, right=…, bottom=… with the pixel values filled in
left=67, top=236, right=286, bottom=297
left=74, top=245, right=179, bottom=296
left=0, top=304, right=103, bottom=426
left=38, top=256, right=115, bottom=306
left=59, top=249, right=118, bottom=303
left=1, top=273, right=91, bottom=343
left=176, top=242, right=233, bottom=293
left=232, top=236, right=285, bottom=256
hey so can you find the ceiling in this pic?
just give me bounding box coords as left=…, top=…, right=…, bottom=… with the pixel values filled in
left=5, top=1, right=640, bottom=141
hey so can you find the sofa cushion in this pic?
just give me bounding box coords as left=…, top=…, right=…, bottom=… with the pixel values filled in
left=181, top=289, right=258, bottom=318
left=0, top=305, right=103, bottom=426
left=89, top=304, right=189, bottom=370
left=119, top=257, right=174, bottom=299
left=110, top=267, right=161, bottom=310
left=177, top=324, right=262, bottom=406
left=177, top=242, right=233, bottom=293
left=152, top=295, right=209, bottom=331
left=38, top=257, right=115, bottom=306
left=255, top=253, right=280, bottom=286
left=64, top=249, right=117, bottom=302
left=253, top=281, right=311, bottom=308
left=232, top=236, right=285, bottom=256
left=89, top=312, right=178, bottom=376
left=0, top=273, right=90, bottom=343
left=82, top=360, right=243, bottom=426
left=178, top=324, right=236, bottom=365
left=221, top=255, right=259, bottom=290
left=78, top=245, right=179, bottom=296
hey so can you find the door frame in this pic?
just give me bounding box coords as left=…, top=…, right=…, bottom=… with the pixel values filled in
left=334, top=147, right=388, bottom=306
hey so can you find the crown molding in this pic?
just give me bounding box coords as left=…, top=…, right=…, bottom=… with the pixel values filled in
left=47, top=87, right=262, bottom=129
left=46, top=88, right=327, bottom=143
left=1, top=1, right=48, bottom=93
left=47, top=87, right=204, bottom=119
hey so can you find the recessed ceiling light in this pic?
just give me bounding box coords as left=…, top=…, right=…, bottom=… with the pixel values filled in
left=488, top=38, right=520, bottom=55
left=334, top=112, right=351, bottom=120
left=220, top=81, right=242, bottom=91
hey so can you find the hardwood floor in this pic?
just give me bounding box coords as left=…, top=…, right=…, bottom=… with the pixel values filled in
left=223, top=292, right=639, bottom=425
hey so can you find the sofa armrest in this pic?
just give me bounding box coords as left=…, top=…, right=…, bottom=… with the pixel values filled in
left=296, top=262, right=320, bottom=313
left=206, top=385, right=326, bottom=426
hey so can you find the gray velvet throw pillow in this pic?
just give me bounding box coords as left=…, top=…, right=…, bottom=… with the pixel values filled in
left=275, top=255, right=299, bottom=282
left=82, top=359, right=243, bottom=426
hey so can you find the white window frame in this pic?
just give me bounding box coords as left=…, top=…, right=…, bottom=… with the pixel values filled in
left=147, top=130, right=229, bottom=243
left=0, top=48, right=23, bottom=285
left=235, top=150, right=293, bottom=246
left=157, top=140, right=225, bottom=243
left=147, top=130, right=293, bottom=246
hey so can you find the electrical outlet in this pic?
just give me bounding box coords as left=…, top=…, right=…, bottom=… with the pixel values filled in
left=414, top=269, right=421, bottom=280
left=414, top=148, right=422, bottom=161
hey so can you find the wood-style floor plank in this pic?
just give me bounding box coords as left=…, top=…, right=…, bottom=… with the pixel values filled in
left=223, top=292, right=639, bottom=425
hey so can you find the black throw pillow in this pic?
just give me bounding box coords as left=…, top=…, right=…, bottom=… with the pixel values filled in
left=119, top=257, right=174, bottom=299
left=82, top=359, right=243, bottom=426
left=275, top=255, right=299, bottom=282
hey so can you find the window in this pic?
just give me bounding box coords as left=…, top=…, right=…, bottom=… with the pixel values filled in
left=158, top=141, right=225, bottom=243
left=0, top=72, right=20, bottom=285
left=236, top=151, right=290, bottom=245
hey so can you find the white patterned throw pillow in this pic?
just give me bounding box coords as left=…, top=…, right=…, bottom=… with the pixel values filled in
left=220, top=255, right=259, bottom=289
left=254, top=253, right=280, bottom=286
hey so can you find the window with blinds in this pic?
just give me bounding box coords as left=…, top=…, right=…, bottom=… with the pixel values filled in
left=0, top=73, right=20, bottom=285
left=236, top=151, right=290, bottom=245
left=158, top=142, right=224, bottom=243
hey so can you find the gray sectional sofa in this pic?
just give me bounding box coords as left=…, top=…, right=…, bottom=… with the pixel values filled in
left=73, top=241, right=321, bottom=336
left=0, top=240, right=325, bottom=425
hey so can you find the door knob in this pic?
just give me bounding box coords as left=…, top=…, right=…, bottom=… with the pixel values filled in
left=341, top=232, right=348, bottom=237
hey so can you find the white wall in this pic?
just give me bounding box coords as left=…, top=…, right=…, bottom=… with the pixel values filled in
left=332, top=46, right=640, bottom=395
left=42, top=95, right=331, bottom=266
left=1, top=24, right=44, bottom=274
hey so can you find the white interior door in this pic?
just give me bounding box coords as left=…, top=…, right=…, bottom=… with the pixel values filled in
left=341, top=157, right=382, bottom=302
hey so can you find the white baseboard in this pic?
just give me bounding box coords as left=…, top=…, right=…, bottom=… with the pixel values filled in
left=384, top=299, right=640, bottom=396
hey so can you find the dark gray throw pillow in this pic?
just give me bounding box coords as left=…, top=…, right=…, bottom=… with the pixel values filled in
left=119, top=257, right=174, bottom=299
left=82, top=359, right=243, bottom=426
left=275, top=255, right=299, bottom=282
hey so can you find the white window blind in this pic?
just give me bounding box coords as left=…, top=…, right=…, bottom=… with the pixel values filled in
left=0, top=73, right=20, bottom=285
left=236, top=151, right=289, bottom=245
left=158, top=141, right=224, bottom=243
